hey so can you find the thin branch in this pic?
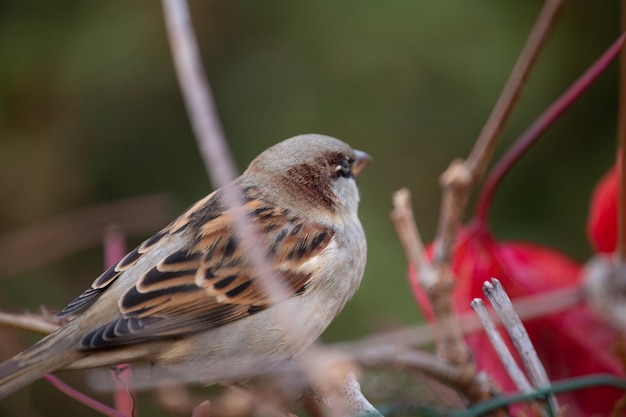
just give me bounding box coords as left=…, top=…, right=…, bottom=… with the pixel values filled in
left=162, top=0, right=298, bottom=312
left=310, top=373, right=382, bottom=417
left=423, top=0, right=564, bottom=375
left=103, top=227, right=135, bottom=417
left=43, top=375, right=128, bottom=417
left=347, top=343, right=493, bottom=402
left=466, top=0, right=565, bottom=179
left=618, top=0, right=626, bottom=261
left=191, top=401, right=211, bottom=417
left=0, top=195, right=172, bottom=280
left=470, top=299, right=533, bottom=394
left=477, top=32, right=626, bottom=222
left=483, top=279, right=559, bottom=414
left=0, top=284, right=583, bottom=351
left=161, top=0, right=234, bottom=189
left=391, top=189, right=435, bottom=287
left=340, top=285, right=582, bottom=352
left=161, top=2, right=377, bottom=414
left=0, top=311, right=60, bottom=335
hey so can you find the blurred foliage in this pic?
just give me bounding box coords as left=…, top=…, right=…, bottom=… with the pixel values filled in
left=0, top=1, right=621, bottom=415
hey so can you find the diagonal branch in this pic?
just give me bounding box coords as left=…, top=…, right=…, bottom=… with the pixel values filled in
left=425, top=0, right=565, bottom=371
left=466, top=0, right=566, bottom=179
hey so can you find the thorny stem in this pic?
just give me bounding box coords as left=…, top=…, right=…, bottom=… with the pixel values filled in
left=476, top=33, right=626, bottom=223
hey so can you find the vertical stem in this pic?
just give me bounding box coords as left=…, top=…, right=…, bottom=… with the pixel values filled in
left=476, top=33, right=626, bottom=223
left=104, top=226, right=135, bottom=417
left=465, top=0, right=565, bottom=181
left=618, top=0, right=626, bottom=261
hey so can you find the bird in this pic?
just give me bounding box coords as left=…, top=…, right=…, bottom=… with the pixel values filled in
left=0, top=133, right=370, bottom=399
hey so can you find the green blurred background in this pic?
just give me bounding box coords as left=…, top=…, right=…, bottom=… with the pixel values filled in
left=0, top=1, right=621, bottom=415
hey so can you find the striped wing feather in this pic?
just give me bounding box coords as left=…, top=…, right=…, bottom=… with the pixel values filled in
left=73, top=188, right=334, bottom=350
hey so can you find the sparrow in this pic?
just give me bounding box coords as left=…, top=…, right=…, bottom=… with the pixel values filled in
left=0, top=134, right=370, bottom=399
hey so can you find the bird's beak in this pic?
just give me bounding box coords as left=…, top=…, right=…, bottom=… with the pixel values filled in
left=352, top=150, right=372, bottom=176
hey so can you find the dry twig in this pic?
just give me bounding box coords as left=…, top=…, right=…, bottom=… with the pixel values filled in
left=0, top=311, right=60, bottom=335
left=0, top=195, right=172, bottom=280
left=483, top=279, right=559, bottom=414
left=427, top=0, right=565, bottom=370
left=470, top=299, right=532, bottom=395
left=191, top=401, right=211, bottom=417
left=161, top=0, right=379, bottom=414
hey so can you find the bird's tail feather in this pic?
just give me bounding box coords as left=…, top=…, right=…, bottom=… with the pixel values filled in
left=0, top=329, right=78, bottom=399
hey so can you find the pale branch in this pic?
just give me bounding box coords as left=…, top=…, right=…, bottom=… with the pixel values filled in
left=391, top=189, right=437, bottom=288
left=346, top=343, right=493, bottom=402
left=618, top=0, right=626, bottom=261
left=483, top=279, right=559, bottom=414
left=161, top=0, right=235, bottom=189
left=310, top=373, right=382, bottom=417
left=191, top=401, right=211, bottom=417
left=465, top=0, right=565, bottom=179
left=0, top=284, right=583, bottom=347
left=0, top=311, right=60, bottom=335
left=470, top=299, right=533, bottom=394
left=160, top=1, right=378, bottom=414
left=415, top=0, right=565, bottom=375
left=584, top=256, right=626, bottom=330
left=43, top=375, right=128, bottom=417
left=391, top=184, right=471, bottom=367
left=161, top=0, right=306, bottom=324
left=0, top=194, right=172, bottom=280
left=103, top=227, right=135, bottom=417
left=333, top=284, right=582, bottom=353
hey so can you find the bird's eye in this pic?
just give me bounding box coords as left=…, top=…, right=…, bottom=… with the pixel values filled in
left=335, top=159, right=353, bottom=178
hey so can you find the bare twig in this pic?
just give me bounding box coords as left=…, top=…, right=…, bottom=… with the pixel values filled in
left=310, top=373, right=382, bottom=417
left=584, top=256, right=626, bottom=329
left=356, top=285, right=582, bottom=351
left=391, top=189, right=436, bottom=288
left=0, top=195, right=173, bottom=279
left=423, top=0, right=564, bottom=376
left=392, top=184, right=471, bottom=366
left=191, top=401, right=211, bottom=417
left=470, top=299, right=532, bottom=394
left=161, top=1, right=377, bottom=414
left=346, top=343, right=493, bottom=401
left=391, top=189, right=426, bottom=272
left=0, top=283, right=583, bottom=350
left=483, top=279, right=559, bottom=414
left=477, top=32, right=626, bottom=222
left=466, top=0, right=565, bottom=179
left=619, top=0, right=626, bottom=261
left=43, top=375, right=128, bottom=417
left=161, top=0, right=234, bottom=189
left=0, top=311, right=60, bottom=335
left=103, top=227, right=135, bottom=417
left=162, top=0, right=299, bottom=321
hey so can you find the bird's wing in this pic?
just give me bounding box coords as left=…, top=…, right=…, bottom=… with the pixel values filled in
left=58, top=185, right=335, bottom=350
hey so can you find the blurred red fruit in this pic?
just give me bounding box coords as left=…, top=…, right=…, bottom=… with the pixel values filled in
left=409, top=221, right=623, bottom=416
